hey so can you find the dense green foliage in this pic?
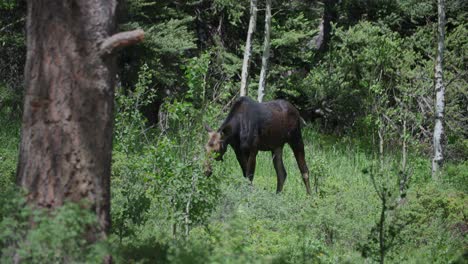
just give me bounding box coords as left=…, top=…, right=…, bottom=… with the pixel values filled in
left=0, top=0, right=467, bottom=263
left=2, top=102, right=466, bottom=262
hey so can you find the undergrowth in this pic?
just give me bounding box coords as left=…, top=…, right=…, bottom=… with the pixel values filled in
left=0, top=65, right=466, bottom=262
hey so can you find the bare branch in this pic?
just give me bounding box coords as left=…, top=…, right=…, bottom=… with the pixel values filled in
left=0, top=17, right=25, bottom=33
left=445, top=70, right=467, bottom=88
left=419, top=125, right=432, bottom=138
left=99, top=29, right=145, bottom=56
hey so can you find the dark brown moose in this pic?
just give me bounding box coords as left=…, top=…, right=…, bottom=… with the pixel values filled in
left=204, top=96, right=312, bottom=195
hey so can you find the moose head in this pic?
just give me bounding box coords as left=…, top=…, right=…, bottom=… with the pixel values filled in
left=203, top=123, right=230, bottom=176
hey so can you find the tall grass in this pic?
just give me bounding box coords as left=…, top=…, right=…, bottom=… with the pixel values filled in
left=0, top=114, right=465, bottom=263
left=173, top=126, right=466, bottom=263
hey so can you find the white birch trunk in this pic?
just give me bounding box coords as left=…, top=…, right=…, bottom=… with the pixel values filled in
left=184, top=172, right=198, bottom=238
left=257, top=0, right=271, bottom=102
left=378, top=126, right=384, bottom=167
left=432, top=0, right=446, bottom=179
left=240, top=0, right=258, bottom=97
left=400, top=118, right=408, bottom=200
left=402, top=119, right=407, bottom=174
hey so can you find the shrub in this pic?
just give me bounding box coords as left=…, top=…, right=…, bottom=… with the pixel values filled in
left=0, top=198, right=108, bottom=263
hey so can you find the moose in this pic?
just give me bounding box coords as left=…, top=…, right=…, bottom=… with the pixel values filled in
left=204, top=96, right=312, bottom=195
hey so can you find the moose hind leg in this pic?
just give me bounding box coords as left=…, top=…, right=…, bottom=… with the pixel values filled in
left=290, top=134, right=312, bottom=195
left=272, top=148, right=287, bottom=193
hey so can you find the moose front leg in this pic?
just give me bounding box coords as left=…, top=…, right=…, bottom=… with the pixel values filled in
left=245, top=150, right=258, bottom=182
left=234, top=147, right=248, bottom=178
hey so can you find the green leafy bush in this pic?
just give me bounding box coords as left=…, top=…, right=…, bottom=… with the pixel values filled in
left=0, top=198, right=108, bottom=263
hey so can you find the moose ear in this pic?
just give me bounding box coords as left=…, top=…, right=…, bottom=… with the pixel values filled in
left=204, top=123, right=214, bottom=133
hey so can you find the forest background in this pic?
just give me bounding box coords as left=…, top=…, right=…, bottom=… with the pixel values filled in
left=0, top=0, right=466, bottom=263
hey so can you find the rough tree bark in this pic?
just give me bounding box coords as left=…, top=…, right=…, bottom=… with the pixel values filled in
left=257, top=0, right=271, bottom=103
left=432, top=0, right=446, bottom=179
left=240, top=0, right=258, bottom=97
left=17, top=0, right=143, bottom=243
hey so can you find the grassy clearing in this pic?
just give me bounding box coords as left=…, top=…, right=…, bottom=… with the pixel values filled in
left=116, top=126, right=465, bottom=263
left=0, top=118, right=465, bottom=263
left=196, top=128, right=380, bottom=263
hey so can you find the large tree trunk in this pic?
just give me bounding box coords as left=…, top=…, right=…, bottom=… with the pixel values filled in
left=432, top=0, right=446, bottom=179
left=17, top=0, right=143, bottom=242
left=257, top=0, right=271, bottom=103
left=240, top=0, right=258, bottom=97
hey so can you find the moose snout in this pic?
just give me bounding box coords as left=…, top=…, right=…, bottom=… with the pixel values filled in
left=204, top=168, right=213, bottom=177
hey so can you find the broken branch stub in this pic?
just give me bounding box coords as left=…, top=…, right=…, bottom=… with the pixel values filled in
left=99, top=29, right=145, bottom=56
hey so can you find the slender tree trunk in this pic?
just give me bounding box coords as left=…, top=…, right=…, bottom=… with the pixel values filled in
left=378, top=126, right=384, bottom=167
left=17, top=0, right=143, bottom=244
left=432, top=0, right=446, bottom=179
left=240, top=0, right=258, bottom=97
left=402, top=119, right=407, bottom=174
left=257, top=0, right=271, bottom=102
left=379, top=193, right=386, bottom=264
left=184, top=173, right=198, bottom=238
left=314, top=0, right=338, bottom=53
left=399, top=118, right=408, bottom=201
